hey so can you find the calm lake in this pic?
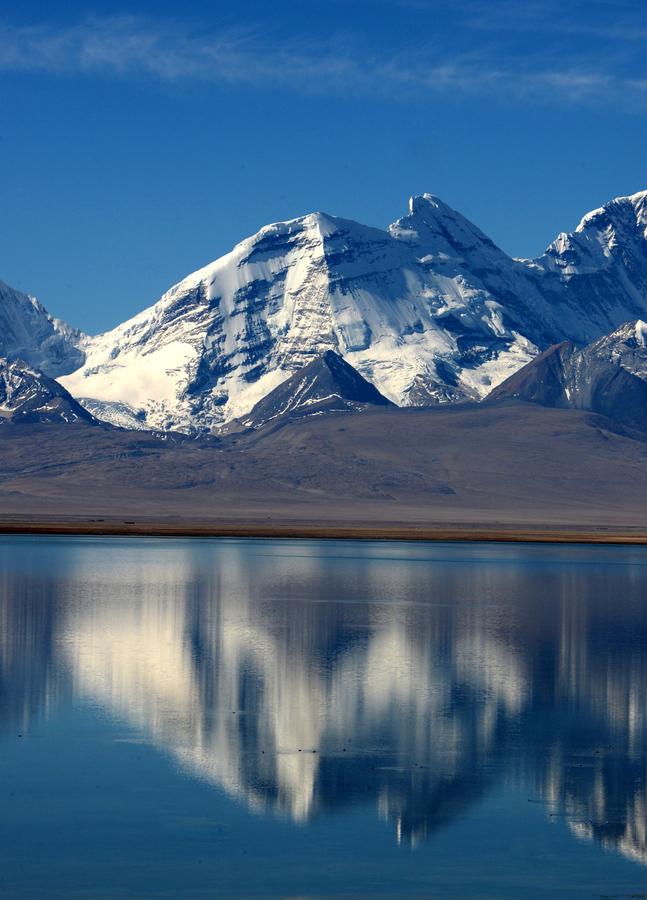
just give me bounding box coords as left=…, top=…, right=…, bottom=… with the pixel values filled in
left=2, top=536, right=647, bottom=898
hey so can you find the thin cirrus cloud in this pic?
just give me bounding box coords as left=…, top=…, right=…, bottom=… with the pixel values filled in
left=0, top=15, right=643, bottom=107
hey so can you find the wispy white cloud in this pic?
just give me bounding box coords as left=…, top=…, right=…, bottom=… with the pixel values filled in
left=0, top=14, right=645, bottom=108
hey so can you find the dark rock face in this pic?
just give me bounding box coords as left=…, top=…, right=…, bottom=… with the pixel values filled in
left=487, top=342, right=577, bottom=407
left=487, top=321, right=647, bottom=432
left=0, top=358, right=98, bottom=425
left=231, top=351, right=393, bottom=431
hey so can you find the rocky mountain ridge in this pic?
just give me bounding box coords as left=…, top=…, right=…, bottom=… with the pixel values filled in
left=0, top=357, right=97, bottom=425
left=488, top=319, right=647, bottom=431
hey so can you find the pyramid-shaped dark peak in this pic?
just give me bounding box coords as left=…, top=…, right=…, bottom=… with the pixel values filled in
left=486, top=328, right=647, bottom=432
left=487, top=341, right=576, bottom=407
left=0, top=357, right=98, bottom=425
left=314, top=350, right=393, bottom=403
left=232, top=351, right=393, bottom=432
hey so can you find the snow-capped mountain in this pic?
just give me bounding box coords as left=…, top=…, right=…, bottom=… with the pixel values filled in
left=586, top=318, right=647, bottom=379
left=41, top=187, right=647, bottom=433
left=488, top=319, right=647, bottom=431
left=538, top=192, right=647, bottom=337
left=0, top=280, right=85, bottom=377
left=58, top=195, right=544, bottom=433
left=0, top=358, right=97, bottom=425
left=228, top=350, right=393, bottom=432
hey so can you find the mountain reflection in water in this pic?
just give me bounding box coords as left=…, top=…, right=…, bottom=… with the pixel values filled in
left=2, top=538, right=647, bottom=862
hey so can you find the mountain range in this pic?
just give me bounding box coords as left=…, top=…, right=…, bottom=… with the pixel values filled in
left=5, top=188, right=647, bottom=434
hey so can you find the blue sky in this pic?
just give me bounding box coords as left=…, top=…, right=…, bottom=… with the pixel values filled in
left=2, top=0, right=647, bottom=332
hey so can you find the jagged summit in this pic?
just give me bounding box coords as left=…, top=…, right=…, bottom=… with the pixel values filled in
left=574, top=188, right=647, bottom=233
left=0, top=279, right=85, bottom=377
left=409, top=192, right=446, bottom=216
left=390, top=193, right=502, bottom=257
left=542, top=188, right=647, bottom=273
left=230, top=350, right=393, bottom=432
left=586, top=318, right=647, bottom=381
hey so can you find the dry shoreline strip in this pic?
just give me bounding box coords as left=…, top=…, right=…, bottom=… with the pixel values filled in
left=2, top=519, right=647, bottom=544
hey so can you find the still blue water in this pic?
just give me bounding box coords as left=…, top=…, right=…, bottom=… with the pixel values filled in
left=2, top=536, right=647, bottom=898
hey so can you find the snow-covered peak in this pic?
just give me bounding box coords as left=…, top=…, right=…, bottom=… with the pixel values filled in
left=0, top=280, right=86, bottom=377
left=575, top=189, right=647, bottom=234
left=390, top=193, right=504, bottom=264
left=407, top=193, right=442, bottom=215
left=586, top=318, right=647, bottom=382
left=542, top=189, right=647, bottom=277
left=62, top=196, right=535, bottom=432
